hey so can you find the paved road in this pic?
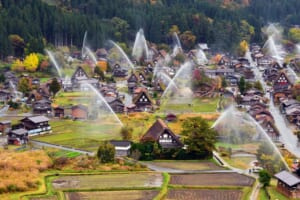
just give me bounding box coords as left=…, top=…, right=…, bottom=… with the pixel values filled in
left=30, top=140, right=95, bottom=156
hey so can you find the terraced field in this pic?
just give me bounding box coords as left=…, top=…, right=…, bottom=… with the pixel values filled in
left=170, top=173, right=254, bottom=186
left=166, top=189, right=243, bottom=200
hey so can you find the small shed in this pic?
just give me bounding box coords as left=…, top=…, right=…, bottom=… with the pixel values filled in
left=54, top=106, right=65, bottom=118
left=274, top=170, right=300, bottom=199
left=7, top=128, right=28, bottom=145
left=71, top=104, right=88, bottom=120
left=0, top=120, right=11, bottom=135
left=109, top=140, right=131, bottom=157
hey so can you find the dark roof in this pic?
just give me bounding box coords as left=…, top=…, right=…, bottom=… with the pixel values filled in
left=275, top=171, right=300, bottom=187
left=110, top=140, right=131, bottom=147
left=11, top=128, right=28, bottom=135
left=72, top=104, right=88, bottom=112
left=54, top=106, right=64, bottom=111
left=0, top=120, right=11, bottom=125
left=132, top=89, right=153, bottom=105
left=141, top=119, right=183, bottom=146
left=23, top=116, right=49, bottom=123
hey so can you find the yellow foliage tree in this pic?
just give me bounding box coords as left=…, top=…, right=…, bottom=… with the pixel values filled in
left=11, top=59, right=25, bottom=72
left=288, top=28, right=300, bottom=43
left=238, top=40, right=249, bottom=56
left=24, top=53, right=39, bottom=72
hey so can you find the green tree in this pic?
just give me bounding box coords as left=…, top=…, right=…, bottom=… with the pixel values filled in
left=120, top=126, right=133, bottom=140
left=221, top=77, right=227, bottom=88
left=97, top=142, right=115, bottom=163
left=238, top=76, right=246, bottom=94
left=259, top=170, right=271, bottom=187
left=0, top=74, right=5, bottom=83
left=18, top=77, right=30, bottom=96
left=181, top=117, right=217, bottom=159
left=111, top=17, right=129, bottom=41
left=49, top=78, right=61, bottom=97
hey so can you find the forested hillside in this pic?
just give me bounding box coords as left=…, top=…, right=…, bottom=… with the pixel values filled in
left=0, top=0, right=299, bottom=58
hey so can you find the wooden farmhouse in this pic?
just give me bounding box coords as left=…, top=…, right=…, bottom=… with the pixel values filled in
left=141, top=119, right=183, bottom=149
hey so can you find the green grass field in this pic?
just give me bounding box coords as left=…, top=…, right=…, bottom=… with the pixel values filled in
left=160, top=97, right=219, bottom=113
left=33, top=120, right=121, bottom=151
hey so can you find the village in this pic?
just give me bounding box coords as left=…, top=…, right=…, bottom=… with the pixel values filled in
left=2, top=24, right=300, bottom=200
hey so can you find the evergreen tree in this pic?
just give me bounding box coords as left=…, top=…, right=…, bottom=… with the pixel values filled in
left=259, top=170, right=271, bottom=187
left=238, top=76, right=246, bottom=94
left=49, top=78, right=61, bottom=97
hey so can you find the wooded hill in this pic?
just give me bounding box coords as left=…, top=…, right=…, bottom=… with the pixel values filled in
left=0, top=0, right=300, bottom=58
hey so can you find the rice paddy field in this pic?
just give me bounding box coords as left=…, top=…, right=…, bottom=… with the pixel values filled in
left=52, top=173, right=163, bottom=190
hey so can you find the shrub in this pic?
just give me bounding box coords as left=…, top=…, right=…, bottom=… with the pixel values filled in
left=97, top=142, right=115, bottom=163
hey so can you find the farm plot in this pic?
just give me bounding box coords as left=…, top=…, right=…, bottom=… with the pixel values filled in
left=66, top=190, right=159, bottom=200
left=52, top=173, right=163, bottom=190
left=170, top=173, right=254, bottom=186
left=145, top=160, right=224, bottom=171
left=166, top=189, right=243, bottom=200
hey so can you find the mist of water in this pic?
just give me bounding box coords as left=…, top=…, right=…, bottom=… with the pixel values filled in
left=132, top=29, right=150, bottom=61
left=46, top=50, right=63, bottom=78
left=84, top=47, right=97, bottom=65
left=161, top=62, right=193, bottom=103
left=109, top=40, right=134, bottom=70
left=213, top=106, right=289, bottom=171
left=82, top=31, right=88, bottom=59
left=82, top=83, right=123, bottom=126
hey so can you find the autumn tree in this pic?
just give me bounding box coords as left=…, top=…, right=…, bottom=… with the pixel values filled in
left=253, top=81, right=263, bottom=91
left=181, top=117, right=217, bottom=159
left=120, top=126, right=133, bottom=140
left=288, top=28, right=300, bottom=43
left=237, top=40, right=249, bottom=56
left=8, top=34, right=25, bottom=57
left=180, top=31, right=196, bottom=49
left=97, top=142, right=115, bottom=163
left=94, top=66, right=105, bottom=81
left=239, top=20, right=255, bottom=42
left=49, top=78, right=61, bottom=97
left=39, top=60, right=50, bottom=72
left=97, top=60, right=108, bottom=72
left=18, top=77, right=31, bottom=96
left=24, top=53, right=39, bottom=72
left=11, top=59, right=25, bottom=72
